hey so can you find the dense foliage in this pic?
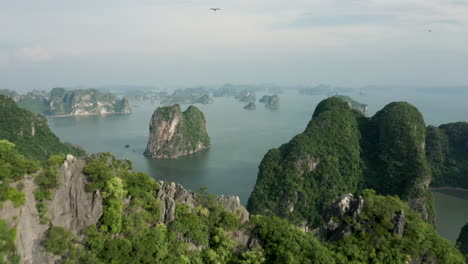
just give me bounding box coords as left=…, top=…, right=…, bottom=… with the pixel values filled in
left=363, top=102, right=434, bottom=224
left=0, top=219, right=20, bottom=264
left=0, top=140, right=38, bottom=207
left=34, top=155, right=66, bottom=223
left=248, top=97, right=435, bottom=227
left=182, top=106, right=211, bottom=149
left=0, top=95, right=84, bottom=161
left=456, top=222, right=468, bottom=261
left=426, top=122, right=468, bottom=188
left=328, top=190, right=463, bottom=263
left=248, top=98, right=366, bottom=226
left=0, top=141, right=463, bottom=264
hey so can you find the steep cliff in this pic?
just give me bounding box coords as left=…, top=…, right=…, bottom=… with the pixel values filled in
left=248, top=97, right=435, bottom=228
left=426, top=122, right=468, bottom=188
left=0, top=154, right=102, bottom=264
left=0, top=95, right=84, bottom=161
left=48, top=88, right=132, bottom=116
left=144, top=105, right=210, bottom=158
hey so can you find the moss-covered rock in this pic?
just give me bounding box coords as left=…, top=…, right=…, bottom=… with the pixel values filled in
left=144, top=105, right=210, bottom=159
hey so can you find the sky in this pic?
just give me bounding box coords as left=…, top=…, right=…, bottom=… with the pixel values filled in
left=1, top=0, right=468, bottom=91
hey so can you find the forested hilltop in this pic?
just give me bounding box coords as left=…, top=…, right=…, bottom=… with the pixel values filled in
left=248, top=97, right=435, bottom=227
left=0, top=88, right=131, bottom=116
left=0, top=95, right=84, bottom=160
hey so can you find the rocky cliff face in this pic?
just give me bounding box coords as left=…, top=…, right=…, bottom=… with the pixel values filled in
left=157, top=181, right=249, bottom=224
left=48, top=88, right=132, bottom=116
left=145, top=105, right=210, bottom=159
left=0, top=155, right=102, bottom=264
left=48, top=155, right=103, bottom=235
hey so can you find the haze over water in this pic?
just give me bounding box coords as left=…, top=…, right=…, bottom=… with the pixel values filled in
left=48, top=86, right=468, bottom=242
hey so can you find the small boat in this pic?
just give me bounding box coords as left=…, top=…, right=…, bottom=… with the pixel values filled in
left=125, top=144, right=130, bottom=148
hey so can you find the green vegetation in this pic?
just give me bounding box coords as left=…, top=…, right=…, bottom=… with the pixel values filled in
left=34, top=155, right=65, bottom=223
left=0, top=140, right=38, bottom=207
left=182, top=106, right=211, bottom=150
left=45, top=226, right=75, bottom=255
left=426, top=122, right=468, bottom=188
left=248, top=97, right=435, bottom=227
left=363, top=102, right=434, bottom=224
left=458, top=226, right=468, bottom=257
left=0, top=219, right=20, bottom=264
left=328, top=190, right=464, bottom=264
left=0, top=141, right=461, bottom=263
left=0, top=95, right=84, bottom=161
left=456, top=222, right=468, bottom=261
left=248, top=98, right=365, bottom=226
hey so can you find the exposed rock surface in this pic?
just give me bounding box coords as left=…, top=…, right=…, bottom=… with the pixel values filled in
left=48, top=88, right=132, bottom=116
left=157, top=181, right=249, bottom=225
left=321, top=194, right=365, bottom=242
left=0, top=178, right=50, bottom=264
left=48, top=155, right=103, bottom=235
left=145, top=105, right=210, bottom=159
left=0, top=155, right=102, bottom=264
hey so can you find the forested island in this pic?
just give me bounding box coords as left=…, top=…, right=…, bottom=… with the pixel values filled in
left=144, top=105, right=211, bottom=159
left=1, top=95, right=468, bottom=263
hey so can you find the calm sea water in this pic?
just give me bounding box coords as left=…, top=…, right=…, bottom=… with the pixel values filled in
left=48, top=87, right=468, bottom=242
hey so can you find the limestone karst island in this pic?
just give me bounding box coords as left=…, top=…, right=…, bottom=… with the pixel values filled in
left=144, top=104, right=211, bottom=159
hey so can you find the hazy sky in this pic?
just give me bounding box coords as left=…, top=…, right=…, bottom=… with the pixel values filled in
left=1, top=0, right=468, bottom=91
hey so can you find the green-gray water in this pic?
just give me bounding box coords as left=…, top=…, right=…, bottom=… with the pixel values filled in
left=48, top=88, right=468, bottom=242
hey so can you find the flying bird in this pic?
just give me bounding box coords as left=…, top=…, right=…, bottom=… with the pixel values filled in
left=428, top=29, right=432, bottom=32
left=210, top=8, right=221, bottom=12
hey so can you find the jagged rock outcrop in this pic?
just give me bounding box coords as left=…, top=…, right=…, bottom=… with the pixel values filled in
left=321, top=194, right=365, bottom=242
left=144, top=105, right=210, bottom=159
left=157, top=181, right=249, bottom=224
left=259, top=95, right=279, bottom=109
left=48, top=155, right=103, bottom=235
left=0, top=155, right=103, bottom=264
left=0, top=177, right=50, bottom=264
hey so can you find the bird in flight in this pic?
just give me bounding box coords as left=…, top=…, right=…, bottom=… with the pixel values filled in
left=428, top=29, right=432, bottom=32
left=210, top=8, right=221, bottom=12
